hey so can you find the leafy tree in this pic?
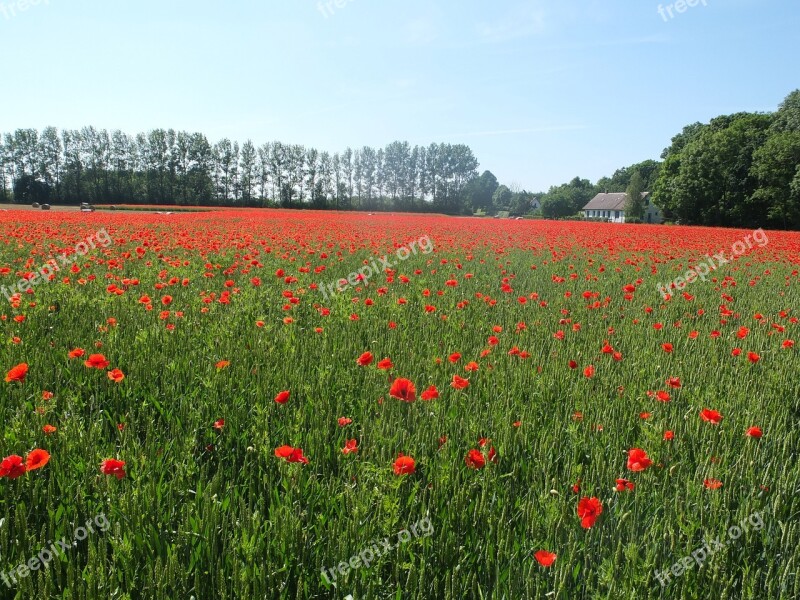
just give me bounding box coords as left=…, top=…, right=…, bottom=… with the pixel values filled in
left=625, top=171, right=646, bottom=220
left=509, top=191, right=536, bottom=216
left=772, top=89, right=800, bottom=133
left=653, top=113, right=772, bottom=226
left=13, top=174, right=50, bottom=204
left=492, top=185, right=513, bottom=209
left=540, top=177, right=595, bottom=218
left=463, top=170, right=499, bottom=213
left=749, top=131, right=800, bottom=228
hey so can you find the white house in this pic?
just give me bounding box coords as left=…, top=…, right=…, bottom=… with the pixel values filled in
left=581, top=192, right=663, bottom=224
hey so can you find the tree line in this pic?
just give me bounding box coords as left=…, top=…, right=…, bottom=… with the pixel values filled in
left=3, top=89, right=798, bottom=227
left=0, top=129, right=481, bottom=214
left=537, top=90, right=800, bottom=229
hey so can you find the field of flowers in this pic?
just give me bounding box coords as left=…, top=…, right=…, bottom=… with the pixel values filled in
left=1, top=209, right=799, bottom=600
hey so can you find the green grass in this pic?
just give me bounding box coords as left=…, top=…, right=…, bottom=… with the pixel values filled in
left=0, top=212, right=798, bottom=599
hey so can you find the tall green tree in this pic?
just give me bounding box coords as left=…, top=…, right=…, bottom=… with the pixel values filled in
left=625, top=171, right=646, bottom=220
left=463, top=170, right=499, bottom=213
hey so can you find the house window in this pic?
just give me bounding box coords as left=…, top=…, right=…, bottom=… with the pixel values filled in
left=615, top=211, right=620, bottom=218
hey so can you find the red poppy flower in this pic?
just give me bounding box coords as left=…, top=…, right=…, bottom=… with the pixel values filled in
left=534, top=550, right=557, bottom=567
left=745, top=426, right=763, bottom=438
left=703, top=478, right=723, bottom=490
left=568, top=360, right=578, bottom=369
left=448, top=352, right=461, bottom=364
left=451, top=375, right=470, bottom=389
left=338, top=417, right=352, bottom=427
left=356, top=351, right=374, bottom=366
left=577, top=496, right=603, bottom=529
left=627, top=448, right=652, bottom=472
left=389, top=378, right=416, bottom=402
left=782, top=340, right=795, bottom=349
left=42, top=391, right=54, bottom=400
left=583, top=365, right=595, bottom=378
left=393, top=454, right=416, bottom=475
left=25, top=449, right=50, bottom=471
left=85, top=354, right=110, bottom=369
left=661, top=343, right=673, bottom=353
left=663, top=430, right=675, bottom=441
left=4, top=363, right=28, bottom=383
left=0, top=455, right=26, bottom=478
left=747, top=351, right=761, bottom=363
left=274, top=445, right=294, bottom=458
left=342, top=439, right=358, bottom=455
left=68, top=348, right=86, bottom=359
left=43, top=424, right=57, bottom=435
left=215, top=360, right=230, bottom=369
left=377, top=358, right=394, bottom=370
left=700, top=408, right=723, bottom=424
left=656, top=390, right=671, bottom=402
left=615, top=478, right=635, bottom=492
left=100, top=458, right=126, bottom=479
left=465, top=449, right=486, bottom=469
left=274, top=445, right=309, bottom=464
left=666, top=377, right=681, bottom=388
left=287, top=448, right=309, bottom=464
left=420, top=385, right=439, bottom=401
left=274, top=390, right=291, bottom=404
left=464, top=361, right=479, bottom=372
left=107, top=368, right=125, bottom=383
left=213, top=419, right=225, bottom=430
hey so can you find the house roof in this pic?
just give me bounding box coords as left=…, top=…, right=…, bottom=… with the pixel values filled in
left=582, top=192, right=650, bottom=211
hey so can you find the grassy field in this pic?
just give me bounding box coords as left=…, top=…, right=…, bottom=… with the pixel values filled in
left=0, top=209, right=798, bottom=599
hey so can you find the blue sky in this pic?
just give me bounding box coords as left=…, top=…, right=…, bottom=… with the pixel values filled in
left=1, top=0, right=797, bottom=191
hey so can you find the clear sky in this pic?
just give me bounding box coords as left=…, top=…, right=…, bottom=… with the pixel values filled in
left=1, top=0, right=797, bottom=191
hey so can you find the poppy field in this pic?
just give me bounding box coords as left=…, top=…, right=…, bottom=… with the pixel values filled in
left=1, top=209, right=799, bottom=600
